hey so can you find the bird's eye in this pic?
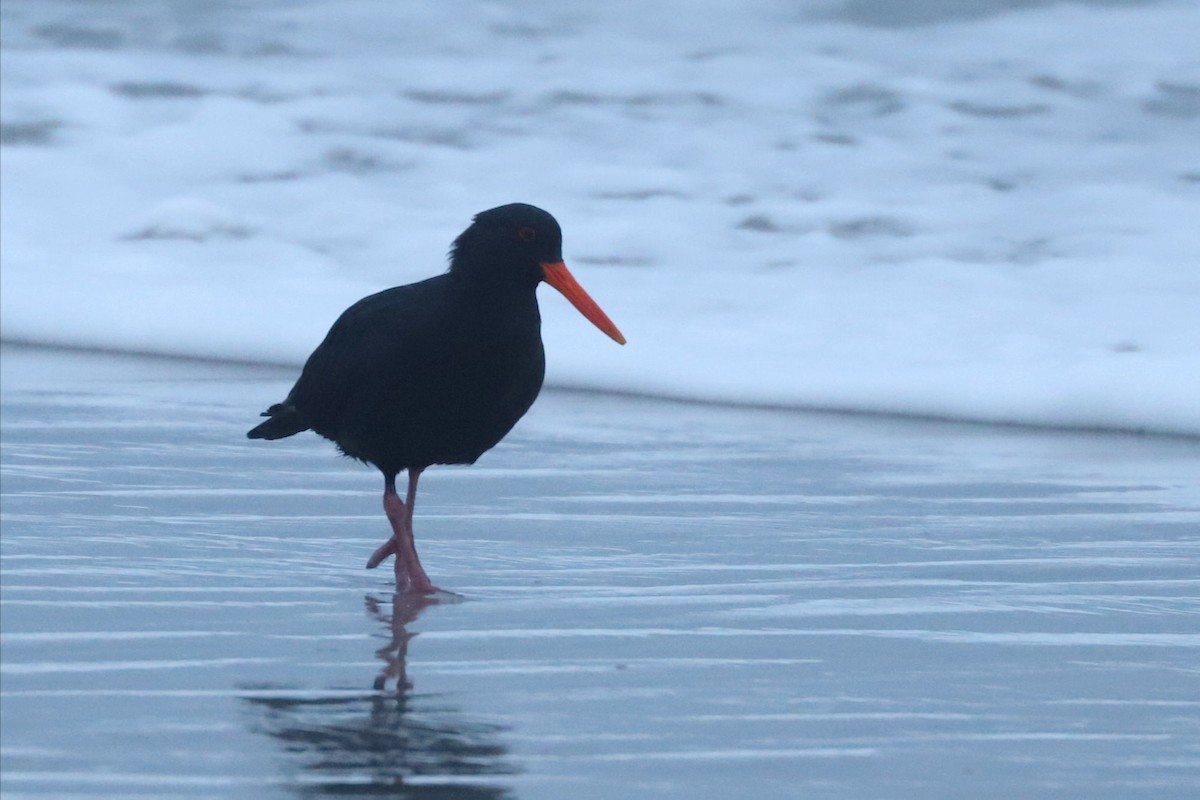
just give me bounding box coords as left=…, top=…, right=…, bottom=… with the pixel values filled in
left=517, top=226, right=536, bottom=242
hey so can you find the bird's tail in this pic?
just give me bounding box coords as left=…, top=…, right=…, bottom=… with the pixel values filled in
left=247, top=402, right=310, bottom=440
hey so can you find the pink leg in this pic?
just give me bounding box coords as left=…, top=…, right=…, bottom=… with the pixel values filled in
left=364, top=470, right=438, bottom=594
left=365, top=472, right=411, bottom=568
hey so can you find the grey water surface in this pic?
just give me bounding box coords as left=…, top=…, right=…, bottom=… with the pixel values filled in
left=2, top=344, right=1198, bottom=799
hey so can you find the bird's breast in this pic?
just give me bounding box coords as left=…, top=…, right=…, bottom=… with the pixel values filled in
left=404, top=314, right=545, bottom=466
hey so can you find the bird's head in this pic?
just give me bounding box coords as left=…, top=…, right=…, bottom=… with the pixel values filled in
left=450, top=203, right=625, bottom=345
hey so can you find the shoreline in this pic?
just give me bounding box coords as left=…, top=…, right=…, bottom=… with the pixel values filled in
left=5, top=338, right=1197, bottom=443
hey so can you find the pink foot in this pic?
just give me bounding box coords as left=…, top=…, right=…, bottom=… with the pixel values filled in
left=365, top=537, right=397, bottom=570
left=393, top=565, right=441, bottom=595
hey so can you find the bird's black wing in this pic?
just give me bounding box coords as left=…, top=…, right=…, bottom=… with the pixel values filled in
left=248, top=275, right=454, bottom=440
left=282, top=275, right=454, bottom=436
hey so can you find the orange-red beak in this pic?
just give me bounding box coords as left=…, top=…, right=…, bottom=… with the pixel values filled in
left=541, top=261, right=626, bottom=345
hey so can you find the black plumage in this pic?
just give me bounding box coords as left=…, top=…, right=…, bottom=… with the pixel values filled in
left=248, top=203, right=624, bottom=593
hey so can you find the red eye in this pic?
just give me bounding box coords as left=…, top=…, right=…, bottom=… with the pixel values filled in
left=517, top=226, right=536, bottom=242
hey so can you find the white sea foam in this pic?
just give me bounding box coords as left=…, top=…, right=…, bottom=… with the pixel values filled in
left=2, top=0, right=1197, bottom=433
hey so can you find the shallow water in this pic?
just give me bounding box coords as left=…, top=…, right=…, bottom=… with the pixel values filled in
left=2, top=344, right=1199, bottom=799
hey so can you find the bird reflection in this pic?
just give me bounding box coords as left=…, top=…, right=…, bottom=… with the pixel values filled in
left=367, top=592, right=434, bottom=695
left=242, top=593, right=517, bottom=798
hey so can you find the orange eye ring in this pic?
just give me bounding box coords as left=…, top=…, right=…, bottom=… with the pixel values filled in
left=517, top=226, right=536, bottom=242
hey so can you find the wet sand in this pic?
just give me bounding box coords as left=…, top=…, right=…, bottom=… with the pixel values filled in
left=2, top=344, right=1198, bottom=799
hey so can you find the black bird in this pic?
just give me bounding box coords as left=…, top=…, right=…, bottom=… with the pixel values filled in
left=248, top=203, right=625, bottom=593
